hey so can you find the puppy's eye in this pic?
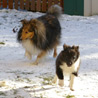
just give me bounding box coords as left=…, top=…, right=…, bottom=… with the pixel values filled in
left=73, top=56, right=75, bottom=58
left=73, top=56, right=76, bottom=60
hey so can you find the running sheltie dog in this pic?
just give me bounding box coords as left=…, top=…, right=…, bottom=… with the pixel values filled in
left=17, top=5, right=62, bottom=65
left=52, top=44, right=80, bottom=91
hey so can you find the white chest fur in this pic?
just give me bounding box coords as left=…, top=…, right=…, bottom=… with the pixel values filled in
left=60, top=57, right=80, bottom=75
left=22, top=39, right=41, bottom=55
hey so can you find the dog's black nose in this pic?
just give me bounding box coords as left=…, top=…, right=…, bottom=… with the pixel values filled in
left=68, top=62, right=72, bottom=67
left=69, top=62, right=72, bottom=65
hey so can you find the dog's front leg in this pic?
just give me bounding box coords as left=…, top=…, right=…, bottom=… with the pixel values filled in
left=32, top=51, right=47, bottom=65
left=25, top=50, right=32, bottom=60
left=69, top=74, right=76, bottom=91
left=56, top=67, right=64, bottom=87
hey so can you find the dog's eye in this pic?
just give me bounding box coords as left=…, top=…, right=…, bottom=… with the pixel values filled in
left=73, top=56, right=76, bottom=60
left=74, top=56, right=76, bottom=58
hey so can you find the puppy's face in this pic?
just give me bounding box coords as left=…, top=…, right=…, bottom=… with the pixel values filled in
left=20, top=19, right=35, bottom=40
left=63, top=44, right=79, bottom=67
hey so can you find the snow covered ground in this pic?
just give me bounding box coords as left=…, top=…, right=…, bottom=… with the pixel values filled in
left=0, top=9, right=98, bottom=98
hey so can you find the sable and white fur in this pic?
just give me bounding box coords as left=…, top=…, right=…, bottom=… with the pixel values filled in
left=17, top=5, right=62, bottom=65
left=53, top=44, right=80, bottom=91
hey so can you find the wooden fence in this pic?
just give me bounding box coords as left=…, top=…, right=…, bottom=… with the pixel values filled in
left=0, top=0, right=64, bottom=12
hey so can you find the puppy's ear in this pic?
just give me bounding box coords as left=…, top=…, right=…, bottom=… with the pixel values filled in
left=76, top=46, right=79, bottom=50
left=72, top=45, right=75, bottom=49
left=72, top=45, right=79, bottom=50
left=63, top=44, right=68, bottom=50
left=73, top=46, right=79, bottom=51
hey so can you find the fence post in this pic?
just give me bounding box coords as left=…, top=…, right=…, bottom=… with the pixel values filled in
left=54, top=0, right=58, bottom=4
left=36, top=0, right=41, bottom=11
left=20, top=0, right=24, bottom=10
left=3, top=0, right=7, bottom=8
left=15, top=0, right=19, bottom=9
left=60, top=0, right=64, bottom=11
left=0, top=0, right=1, bottom=7
left=9, top=0, right=13, bottom=9
left=48, top=0, right=53, bottom=8
left=42, top=0, right=47, bottom=12
left=25, top=0, right=30, bottom=10
left=31, top=0, right=36, bottom=11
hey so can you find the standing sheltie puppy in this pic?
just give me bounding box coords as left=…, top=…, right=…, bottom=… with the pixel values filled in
left=17, top=5, right=62, bottom=65
left=52, top=44, right=80, bottom=91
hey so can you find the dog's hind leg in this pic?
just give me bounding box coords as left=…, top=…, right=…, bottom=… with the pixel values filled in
left=53, top=46, right=57, bottom=58
left=32, top=51, right=47, bottom=65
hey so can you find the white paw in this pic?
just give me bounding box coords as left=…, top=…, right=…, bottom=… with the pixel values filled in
left=52, top=79, right=57, bottom=84
left=70, top=88, right=74, bottom=91
left=58, top=80, right=64, bottom=87
left=25, top=52, right=32, bottom=60
left=69, top=84, right=74, bottom=91
left=31, top=61, right=38, bottom=65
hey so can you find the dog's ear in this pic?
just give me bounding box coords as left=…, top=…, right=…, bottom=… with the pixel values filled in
left=72, top=45, right=79, bottom=49
left=20, top=19, right=28, bottom=25
left=72, top=45, right=79, bottom=51
left=63, top=44, right=68, bottom=50
left=75, top=46, right=79, bottom=50
left=30, top=19, right=37, bottom=27
left=30, top=19, right=38, bottom=33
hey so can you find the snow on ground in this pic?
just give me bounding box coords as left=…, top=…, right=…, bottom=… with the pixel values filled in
left=0, top=9, right=98, bottom=98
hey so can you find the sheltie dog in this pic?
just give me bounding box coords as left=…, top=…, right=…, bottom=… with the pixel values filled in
left=52, top=44, right=80, bottom=91
left=17, top=5, right=62, bottom=65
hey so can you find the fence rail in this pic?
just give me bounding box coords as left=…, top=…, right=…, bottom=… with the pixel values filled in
left=0, top=0, right=64, bottom=12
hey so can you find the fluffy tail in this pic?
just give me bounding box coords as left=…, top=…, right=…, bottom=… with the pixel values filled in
left=47, top=4, right=62, bottom=18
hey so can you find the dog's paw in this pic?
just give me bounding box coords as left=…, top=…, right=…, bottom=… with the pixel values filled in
left=31, top=61, right=38, bottom=65
left=52, top=79, right=57, bottom=84
left=58, top=80, right=64, bottom=87
left=59, top=83, right=64, bottom=87
left=70, top=88, right=74, bottom=91
left=52, top=75, right=57, bottom=84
